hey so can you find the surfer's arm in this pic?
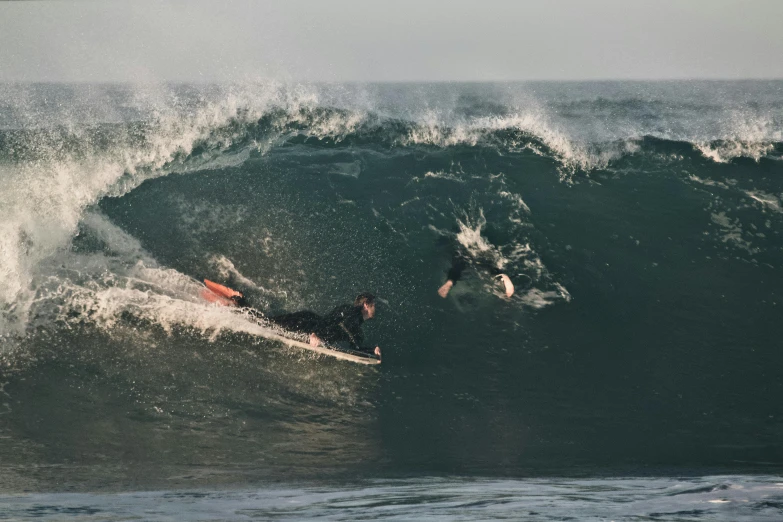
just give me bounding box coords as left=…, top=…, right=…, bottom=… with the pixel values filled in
left=313, top=306, right=379, bottom=357
left=338, top=322, right=364, bottom=350
left=446, top=263, right=465, bottom=283
left=336, top=322, right=380, bottom=358
left=439, top=252, right=467, bottom=297
left=438, top=280, right=454, bottom=298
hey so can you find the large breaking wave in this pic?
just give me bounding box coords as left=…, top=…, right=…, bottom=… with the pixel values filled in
left=1, top=81, right=783, bottom=489
left=1, top=81, right=782, bottom=345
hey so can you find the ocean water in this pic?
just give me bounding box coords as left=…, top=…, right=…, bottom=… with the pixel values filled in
left=0, top=81, right=782, bottom=519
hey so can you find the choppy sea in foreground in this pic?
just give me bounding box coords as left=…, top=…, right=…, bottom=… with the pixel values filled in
left=2, top=477, right=783, bottom=521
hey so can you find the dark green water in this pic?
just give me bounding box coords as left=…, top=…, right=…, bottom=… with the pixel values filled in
left=0, top=83, right=782, bottom=501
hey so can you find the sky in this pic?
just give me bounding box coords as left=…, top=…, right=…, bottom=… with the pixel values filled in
left=1, top=0, right=782, bottom=82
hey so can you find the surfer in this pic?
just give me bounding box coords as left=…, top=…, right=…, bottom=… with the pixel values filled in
left=201, top=281, right=381, bottom=358
left=268, top=293, right=381, bottom=358
left=438, top=246, right=514, bottom=299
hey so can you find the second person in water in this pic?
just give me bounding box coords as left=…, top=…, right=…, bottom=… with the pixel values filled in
left=438, top=236, right=515, bottom=299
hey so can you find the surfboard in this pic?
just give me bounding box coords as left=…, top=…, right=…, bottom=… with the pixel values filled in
left=201, top=279, right=381, bottom=365
left=246, top=327, right=381, bottom=365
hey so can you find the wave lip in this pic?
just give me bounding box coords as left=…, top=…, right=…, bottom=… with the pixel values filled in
left=202, top=106, right=783, bottom=175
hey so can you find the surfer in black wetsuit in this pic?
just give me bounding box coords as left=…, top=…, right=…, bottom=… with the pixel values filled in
left=204, top=281, right=380, bottom=358
left=438, top=245, right=514, bottom=298
left=267, top=292, right=381, bottom=358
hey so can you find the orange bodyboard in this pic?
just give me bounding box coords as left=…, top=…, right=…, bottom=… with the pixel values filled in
left=200, top=288, right=235, bottom=307
left=204, top=279, right=243, bottom=299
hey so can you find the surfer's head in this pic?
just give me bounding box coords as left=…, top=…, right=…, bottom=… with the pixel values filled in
left=355, top=292, right=376, bottom=320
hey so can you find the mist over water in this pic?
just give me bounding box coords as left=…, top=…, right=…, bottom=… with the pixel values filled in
left=0, top=81, right=782, bottom=518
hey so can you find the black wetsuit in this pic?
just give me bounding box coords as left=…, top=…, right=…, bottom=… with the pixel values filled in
left=269, top=304, right=370, bottom=353
left=446, top=247, right=502, bottom=285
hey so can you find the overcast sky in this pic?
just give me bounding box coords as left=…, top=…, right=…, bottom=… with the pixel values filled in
left=2, top=0, right=782, bottom=82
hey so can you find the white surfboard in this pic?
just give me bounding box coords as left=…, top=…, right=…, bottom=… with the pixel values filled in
left=255, top=328, right=381, bottom=365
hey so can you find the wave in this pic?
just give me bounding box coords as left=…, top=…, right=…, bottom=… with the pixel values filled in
left=2, top=82, right=781, bottom=340
left=0, top=83, right=314, bottom=338
left=1, top=84, right=782, bottom=487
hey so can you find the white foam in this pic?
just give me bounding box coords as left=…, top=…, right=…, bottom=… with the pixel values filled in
left=455, top=208, right=498, bottom=258
left=399, top=109, right=615, bottom=174
left=745, top=190, right=782, bottom=213
left=423, top=170, right=466, bottom=183
left=48, top=271, right=255, bottom=340
left=687, top=174, right=732, bottom=190
left=294, top=109, right=366, bottom=143
left=207, top=255, right=269, bottom=294
left=694, top=140, right=775, bottom=164
left=498, top=190, right=531, bottom=214
left=693, top=111, right=782, bottom=163
left=710, top=212, right=757, bottom=253
left=80, top=212, right=153, bottom=261
left=520, top=285, right=572, bottom=309
left=0, top=83, right=361, bottom=337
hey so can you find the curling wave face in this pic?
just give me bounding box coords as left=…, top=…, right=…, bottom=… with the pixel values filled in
left=2, top=81, right=781, bottom=337
left=1, top=81, right=782, bottom=488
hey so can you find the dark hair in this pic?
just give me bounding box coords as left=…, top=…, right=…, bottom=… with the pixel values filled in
left=354, top=292, right=376, bottom=307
